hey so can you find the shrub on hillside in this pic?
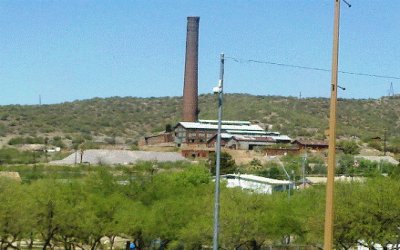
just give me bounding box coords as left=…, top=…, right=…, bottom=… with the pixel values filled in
left=208, top=152, right=237, bottom=175
left=0, top=124, right=8, bottom=137
left=0, top=147, right=43, bottom=164
left=8, top=136, right=45, bottom=145
left=367, top=140, right=382, bottom=151
left=338, top=140, right=360, bottom=155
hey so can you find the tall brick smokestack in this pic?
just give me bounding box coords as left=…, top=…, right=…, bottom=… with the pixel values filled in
left=182, top=16, right=200, bottom=122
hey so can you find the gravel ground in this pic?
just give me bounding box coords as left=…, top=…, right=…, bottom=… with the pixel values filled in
left=50, top=149, right=186, bottom=165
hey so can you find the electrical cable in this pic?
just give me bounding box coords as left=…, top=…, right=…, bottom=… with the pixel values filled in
left=225, top=56, right=400, bottom=80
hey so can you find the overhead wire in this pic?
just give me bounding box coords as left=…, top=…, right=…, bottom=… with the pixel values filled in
left=225, top=56, right=400, bottom=81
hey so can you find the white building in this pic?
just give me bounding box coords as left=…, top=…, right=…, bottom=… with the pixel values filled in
left=221, top=174, right=293, bottom=194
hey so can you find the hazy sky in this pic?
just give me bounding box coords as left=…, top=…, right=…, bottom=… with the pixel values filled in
left=1, top=1, right=399, bottom=105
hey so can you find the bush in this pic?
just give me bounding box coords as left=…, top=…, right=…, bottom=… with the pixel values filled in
left=249, top=158, right=262, bottom=166
left=51, top=137, right=66, bottom=148
left=104, top=137, right=116, bottom=145
left=8, top=136, right=45, bottom=145
left=337, top=154, right=354, bottom=175
left=0, top=147, right=43, bottom=164
left=8, top=137, right=25, bottom=145
left=0, top=124, right=8, bottom=136
left=311, top=163, right=327, bottom=175
left=257, top=166, right=283, bottom=179
left=368, top=140, right=382, bottom=151
left=338, top=140, right=360, bottom=155
left=208, top=151, right=237, bottom=175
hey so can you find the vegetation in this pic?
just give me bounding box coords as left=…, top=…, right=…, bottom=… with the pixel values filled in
left=0, top=95, right=399, bottom=153
left=0, top=94, right=399, bottom=249
left=338, top=140, right=360, bottom=155
left=207, top=151, right=237, bottom=175
left=0, top=148, right=45, bottom=164
left=0, top=164, right=400, bottom=250
left=8, top=136, right=46, bottom=145
left=243, top=152, right=399, bottom=180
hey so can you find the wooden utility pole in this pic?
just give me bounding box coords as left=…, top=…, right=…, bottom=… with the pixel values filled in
left=324, top=0, right=341, bottom=249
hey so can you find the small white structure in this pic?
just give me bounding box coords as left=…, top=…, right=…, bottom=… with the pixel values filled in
left=221, top=174, right=293, bottom=194
left=45, top=147, right=61, bottom=153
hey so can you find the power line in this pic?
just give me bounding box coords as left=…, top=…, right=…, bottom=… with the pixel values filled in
left=225, top=56, right=400, bottom=80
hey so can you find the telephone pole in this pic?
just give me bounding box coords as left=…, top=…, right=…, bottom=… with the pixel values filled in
left=388, top=82, right=394, bottom=97
left=324, top=0, right=341, bottom=249
left=384, top=129, right=387, bottom=156
left=212, top=53, right=224, bottom=250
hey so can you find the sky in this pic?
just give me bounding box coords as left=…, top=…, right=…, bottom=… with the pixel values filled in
left=0, top=0, right=399, bottom=105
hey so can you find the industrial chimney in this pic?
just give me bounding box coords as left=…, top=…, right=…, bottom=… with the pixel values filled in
left=182, top=16, right=200, bottom=122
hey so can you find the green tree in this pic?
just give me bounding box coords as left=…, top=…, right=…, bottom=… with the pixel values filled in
left=208, top=152, right=237, bottom=175
left=338, top=140, right=360, bottom=155
left=137, top=166, right=212, bottom=249
left=0, top=178, right=36, bottom=250
left=53, top=181, right=88, bottom=250
left=293, top=186, right=325, bottom=248
left=339, top=178, right=400, bottom=249
left=30, top=179, right=65, bottom=250
left=337, top=154, right=355, bottom=175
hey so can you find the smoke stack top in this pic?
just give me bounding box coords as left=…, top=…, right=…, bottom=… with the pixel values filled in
left=182, top=16, right=200, bottom=122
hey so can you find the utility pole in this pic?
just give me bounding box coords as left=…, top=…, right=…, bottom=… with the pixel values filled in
left=384, top=129, right=387, bottom=156
left=302, top=153, right=307, bottom=188
left=324, top=0, right=341, bottom=249
left=281, top=165, right=291, bottom=198
left=212, top=53, right=224, bottom=250
left=388, top=82, right=394, bottom=97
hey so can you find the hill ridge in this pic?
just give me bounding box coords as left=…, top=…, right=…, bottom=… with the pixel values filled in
left=0, top=94, right=399, bottom=143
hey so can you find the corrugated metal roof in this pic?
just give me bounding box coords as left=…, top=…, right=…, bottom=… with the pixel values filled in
left=178, top=122, right=264, bottom=131
left=292, top=139, right=328, bottom=146
left=226, top=130, right=267, bottom=135
left=198, top=119, right=251, bottom=125
left=231, top=136, right=275, bottom=142
left=225, top=174, right=291, bottom=185
left=266, top=131, right=281, bottom=136
left=270, top=135, right=292, bottom=141
left=220, top=133, right=233, bottom=139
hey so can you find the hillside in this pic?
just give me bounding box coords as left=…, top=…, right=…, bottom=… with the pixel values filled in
left=0, top=94, right=399, bottom=147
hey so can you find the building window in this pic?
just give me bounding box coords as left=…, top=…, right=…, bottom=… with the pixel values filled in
left=188, top=132, right=197, bottom=137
